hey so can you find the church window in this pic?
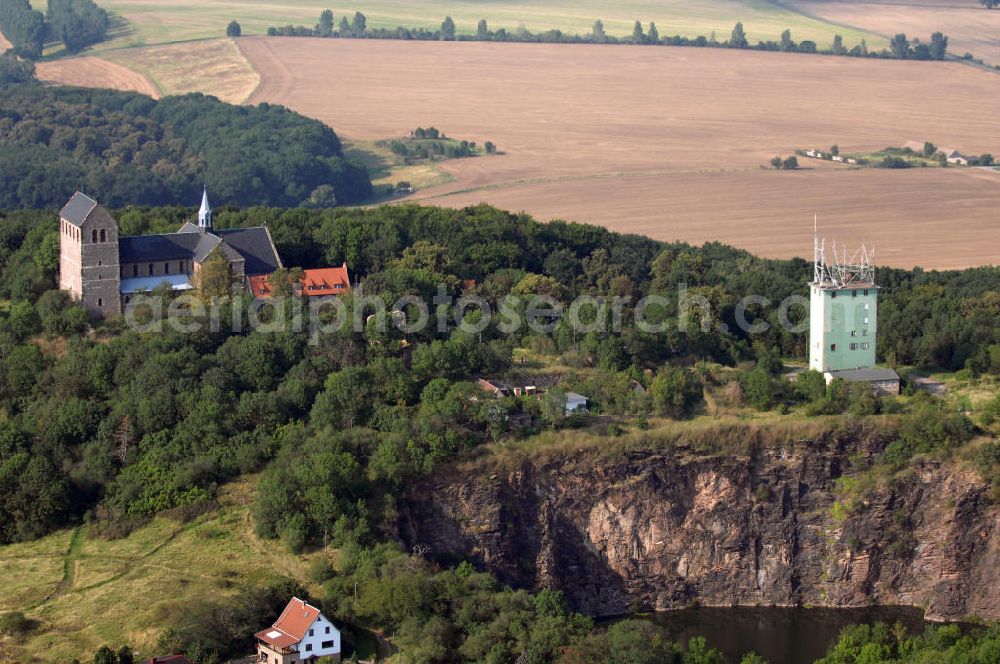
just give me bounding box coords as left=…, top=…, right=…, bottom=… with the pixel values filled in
left=92, top=230, right=97, bottom=243
left=100, top=229, right=106, bottom=242
left=165, top=263, right=170, bottom=275
left=97, top=298, right=102, bottom=308
left=148, top=264, right=154, bottom=276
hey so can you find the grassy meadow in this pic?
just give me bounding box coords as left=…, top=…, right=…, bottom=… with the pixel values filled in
left=0, top=478, right=333, bottom=663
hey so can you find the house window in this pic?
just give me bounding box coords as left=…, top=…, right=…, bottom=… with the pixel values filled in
left=864, top=289, right=869, bottom=296
left=850, top=343, right=858, bottom=350
left=100, top=229, right=106, bottom=242
left=851, top=290, right=857, bottom=297
left=325, top=626, right=330, bottom=634
left=830, top=344, right=837, bottom=351
left=850, top=330, right=856, bottom=337
left=148, top=263, right=154, bottom=275
left=309, top=629, right=314, bottom=637
left=179, top=261, right=185, bottom=273
left=132, top=265, right=138, bottom=277
left=165, top=262, right=170, bottom=275
left=861, top=343, right=870, bottom=350
left=321, top=641, right=334, bottom=649
left=305, top=644, right=313, bottom=652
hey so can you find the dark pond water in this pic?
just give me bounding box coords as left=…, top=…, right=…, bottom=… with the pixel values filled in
left=637, top=605, right=929, bottom=664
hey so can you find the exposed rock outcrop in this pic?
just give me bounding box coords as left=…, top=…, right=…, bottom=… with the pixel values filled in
left=399, top=429, right=999, bottom=621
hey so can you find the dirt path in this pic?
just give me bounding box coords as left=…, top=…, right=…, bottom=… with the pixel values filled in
left=36, top=56, right=160, bottom=98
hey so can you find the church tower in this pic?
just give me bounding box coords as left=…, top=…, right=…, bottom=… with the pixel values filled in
left=198, top=186, right=212, bottom=232
left=58, top=192, right=122, bottom=317
left=809, top=232, right=877, bottom=373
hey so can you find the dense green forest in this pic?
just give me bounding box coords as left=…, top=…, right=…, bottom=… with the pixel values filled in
left=0, top=83, right=372, bottom=209
left=0, top=0, right=46, bottom=59
left=47, top=0, right=110, bottom=53
left=0, top=203, right=997, bottom=661
left=0, top=0, right=110, bottom=57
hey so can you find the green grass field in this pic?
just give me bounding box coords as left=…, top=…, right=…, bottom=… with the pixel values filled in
left=51, top=0, right=881, bottom=53
left=0, top=479, right=335, bottom=663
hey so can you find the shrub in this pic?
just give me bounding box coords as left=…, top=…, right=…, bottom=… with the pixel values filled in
left=0, top=611, right=37, bottom=635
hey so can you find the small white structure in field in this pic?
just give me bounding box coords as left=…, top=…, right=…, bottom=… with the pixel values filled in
left=256, top=597, right=341, bottom=663
left=564, top=392, right=589, bottom=415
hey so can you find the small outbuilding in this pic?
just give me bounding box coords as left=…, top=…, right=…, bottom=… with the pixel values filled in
left=564, top=392, right=589, bottom=415
left=823, top=367, right=901, bottom=396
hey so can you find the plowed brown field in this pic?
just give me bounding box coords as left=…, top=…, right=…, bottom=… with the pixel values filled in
left=788, top=0, right=1000, bottom=67
left=242, top=37, right=1000, bottom=268
left=36, top=57, right=160, bottom=98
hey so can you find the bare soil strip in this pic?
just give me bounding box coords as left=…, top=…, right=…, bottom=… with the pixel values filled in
left=36, top=56, right=161, bottom=98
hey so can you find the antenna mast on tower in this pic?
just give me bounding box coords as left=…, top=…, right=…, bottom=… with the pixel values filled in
left=812, top=217, right=875, bottom=288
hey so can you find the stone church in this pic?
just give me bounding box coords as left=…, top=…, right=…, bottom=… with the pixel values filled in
left=58, top=189, right=282, bottom=317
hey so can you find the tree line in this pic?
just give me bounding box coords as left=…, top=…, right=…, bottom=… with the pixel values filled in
left=261, top=10, right=951, bottom=62
left=0, top=82, right=372, bottom=209
left=0, top=0, right=109, bottom=59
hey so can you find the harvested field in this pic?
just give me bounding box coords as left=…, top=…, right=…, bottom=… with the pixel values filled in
left=79, top=0, right=879, bottom=49
left=0, top=30, right=12, bottom=53
left=105, top=38, right=260, bottom=103
left=35, top=56, right=160, bottom=97
left=787, top=0, right=1000, bottom=66
left=241, top=38, right=1000, bottom=269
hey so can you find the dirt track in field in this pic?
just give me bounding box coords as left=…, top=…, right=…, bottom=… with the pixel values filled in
left=787, top=0, right=1000, bottom=66
left=36, top=56, right=160, bottom=98
left=242, top=37, right=1000, bottom=268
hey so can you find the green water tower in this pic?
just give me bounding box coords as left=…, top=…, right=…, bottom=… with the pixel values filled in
left=808, top=237, right=878, bottom=373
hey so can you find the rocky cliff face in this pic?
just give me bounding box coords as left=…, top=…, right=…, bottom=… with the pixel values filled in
left=398, top=430, right=999, bottom=622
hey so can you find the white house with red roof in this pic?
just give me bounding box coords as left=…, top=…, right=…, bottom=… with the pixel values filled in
left=255, top=597, right=341, bottom=664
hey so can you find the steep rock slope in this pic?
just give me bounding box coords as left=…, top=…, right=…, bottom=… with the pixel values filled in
left=400, top=428, right=998, bottom=621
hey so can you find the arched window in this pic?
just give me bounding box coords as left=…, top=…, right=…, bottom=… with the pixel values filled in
left=100, top=229, right=106, bottom=243
left=97, top=298, right=103, bottom=308
left=92, top=229, right=98, bottom=243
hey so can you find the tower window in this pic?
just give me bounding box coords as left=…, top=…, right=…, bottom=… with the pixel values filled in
left=97, top=298, right=102, bottom=307
left=831, top=292, right=837, bottom=299
left=851, top=290, right=857, bottom=297
left=861, top=342, right=870, bottom=350
left=863, top=303, right=869, bottom=310
left=100, top=229, right=106, bottom=242
left=133, top=265, right=138, bottom=277
left=850, top=343, right=858, bottom=350
left=165, top=262, right=170, bottom=275
left=830, top=344, right=837, bottom=351
left=148, top=263, right=154, bottom=275
left=863, top=317, right=869, bottom=325
left=850, top=330, right=856, bottom=337
left=862, top=329, right=868, bottom=336
left=92, top=229, right=98, bottom=243
left=864, top=289, right=869, bottom=296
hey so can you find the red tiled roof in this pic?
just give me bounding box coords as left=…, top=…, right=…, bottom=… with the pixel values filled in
left=249, top=265, right=351, bottom=298
left=255, top=597, right=321, bottom=649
